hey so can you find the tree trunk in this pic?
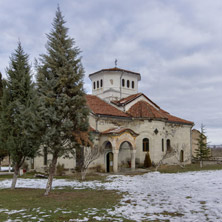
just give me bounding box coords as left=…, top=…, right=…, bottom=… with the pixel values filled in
left=200, top=160, right=203, bottom=168
left=76, top=147, right=84, bottom=172
left=81, top=168, right=87, bottom=180
left=9, top=155, right=11, bottom=172
left=11, top=164, right=19, bottom=189
left=44, top=152, right=58, bottom=196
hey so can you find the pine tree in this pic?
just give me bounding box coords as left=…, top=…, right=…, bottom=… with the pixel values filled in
left=195, top=124, right=210, bottom=168
left=36, top=7, right=89, bottom=195
left=0, top=42, right=41, bottom=188
left=0, top=73, right=8, bottom=170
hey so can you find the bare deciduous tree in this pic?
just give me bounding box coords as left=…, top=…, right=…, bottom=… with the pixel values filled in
left=78, top=145, right=103, bottom=180
left=155, top=143, right=190, bottom=171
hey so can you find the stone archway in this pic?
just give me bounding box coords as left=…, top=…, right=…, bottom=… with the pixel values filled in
left=101, top=128, right=138, bottom=173
left=118, top=141, right=133, bottom=170
left=110, top=130, right=137, bottom=172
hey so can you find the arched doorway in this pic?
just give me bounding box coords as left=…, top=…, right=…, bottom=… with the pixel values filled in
left=180, top=150, right=184, bottom=162
left=119, top=141, right=133, bottom=170
left=106, top=152, right=113, bottom=172
left=102, top=141, right=113, bottom=173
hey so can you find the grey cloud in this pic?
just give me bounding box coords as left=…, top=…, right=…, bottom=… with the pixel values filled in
left=0, top=0, right=222, bottom=144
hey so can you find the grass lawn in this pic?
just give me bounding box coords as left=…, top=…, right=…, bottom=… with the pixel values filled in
left=0, top=188, right=131, bottom=221
left=0, top=172, right=108, bottom=182
left=1, top=165, right=222, bottom=221
left=157, top=163, right=222, bottom=173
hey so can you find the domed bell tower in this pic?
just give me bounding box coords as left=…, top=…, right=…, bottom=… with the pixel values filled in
left=89, top=67, right=141, bottom=102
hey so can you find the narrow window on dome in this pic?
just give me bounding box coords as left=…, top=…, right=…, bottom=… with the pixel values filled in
left=122, top=79, right=125, bottom=87
left=100, top=79, right=103, bottom=87
left=93, top=82, right=96, bottom=90
left=97, top=80, right=99, bottom=88
left=127, top=80, right=130, bottom=88
left=132, top=81, right=135, bottom=89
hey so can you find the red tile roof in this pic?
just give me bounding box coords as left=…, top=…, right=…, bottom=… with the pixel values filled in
left=164, top=113, right=194, bottom=125
left=86, top=95, right=129, bottom=117
left=111, top=93, right=160, bottom=109
left=89, top=67, right=141, bottom=80
left=86, top=94, right=193, bottom=125
left=112, top=93, right=142, bottom=106
left=127, top=100, right=193, bottom=125
left=127, top=101, right=166, bottom=119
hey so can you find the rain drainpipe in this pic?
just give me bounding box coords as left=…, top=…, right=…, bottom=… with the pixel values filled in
left=120, top=71, right=124, bottom=99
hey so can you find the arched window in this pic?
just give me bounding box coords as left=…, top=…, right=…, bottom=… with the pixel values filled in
left=143, top=138, right=149, bottom=152
left=97, top=80, right=99, bottom=88
left=127, top=80, right=130, bottom=88
left=167, top=139, right=171, bottom=152
left=122, top=79, right=125, bottom=87
left=162, top=139, right=164, bottom=152
left=93, top=82, right=96, bottom=90
left=100, top=79, right=103, bottom=88
left=132, top=81, right=135, bottom=89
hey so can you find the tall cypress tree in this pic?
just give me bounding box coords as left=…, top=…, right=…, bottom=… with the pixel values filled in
left=36, top=7, right=89, bottom=195
left=0, top=42, right=41, bottom=188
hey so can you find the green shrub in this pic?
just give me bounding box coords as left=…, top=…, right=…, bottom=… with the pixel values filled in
left=144, top=152, right=152, bottom=168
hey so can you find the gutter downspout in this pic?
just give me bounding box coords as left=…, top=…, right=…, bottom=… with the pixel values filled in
left=190, top=126, right=193, bottom=163
left=120, top=71, right=124, bottom=99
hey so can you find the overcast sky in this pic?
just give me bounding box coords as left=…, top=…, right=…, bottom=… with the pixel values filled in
left=0, top=0, right=222, bottom=144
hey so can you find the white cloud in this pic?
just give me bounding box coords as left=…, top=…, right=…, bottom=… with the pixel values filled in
left=0, top=0, right=222, bottom=144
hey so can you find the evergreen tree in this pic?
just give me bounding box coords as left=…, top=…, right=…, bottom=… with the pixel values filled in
left=36, top=7, right=89, bottom=195
left=0, top=42, right=41, bottom=188
left=195, top=124, right=210, bottom=168
left=0, top=73, right=8, bottom=170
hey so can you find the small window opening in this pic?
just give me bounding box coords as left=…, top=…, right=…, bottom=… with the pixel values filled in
left=97, top=80, right=99, bottom=88
left=100, top=79, right=103, bottom=88
left=132, top=81, right=135, bottom=89
left=167, top=139, right=171, bottom=152
left=180, top=150, right=184, bottom=162
left=93, top=82, right=96, bottom=89
left=127, top=80, right=130, bottom=88
left=143, top=138, right=149, bottom=152
left=162, top=139, right=164, bottom=152
left=122, top=79, right=125, bottom=87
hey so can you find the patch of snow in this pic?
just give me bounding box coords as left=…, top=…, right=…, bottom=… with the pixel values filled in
left=1, top=170, right=222, bottom=221
left=69, top=217, right=89, bottom=221
left=0, top=166, right=12, bottom=171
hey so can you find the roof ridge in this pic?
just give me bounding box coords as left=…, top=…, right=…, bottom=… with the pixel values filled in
left=111, top=92, right=160, bottom=110
left=86, top=94, right=130, bottom=118
left=89, top=67, right=141, bottom=78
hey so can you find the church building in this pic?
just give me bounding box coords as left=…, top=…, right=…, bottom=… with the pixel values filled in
left=34, top=67, right=193, bottom=173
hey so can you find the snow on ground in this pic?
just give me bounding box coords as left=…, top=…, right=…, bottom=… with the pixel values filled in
left=1, top=170, right=222, bottom=221
left=0, top=167, right=12, bottom=171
